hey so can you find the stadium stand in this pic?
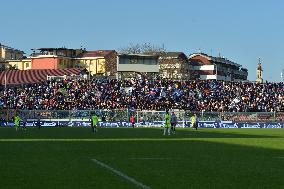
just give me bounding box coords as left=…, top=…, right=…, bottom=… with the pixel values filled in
left=0, top=78, right=283, bottom=113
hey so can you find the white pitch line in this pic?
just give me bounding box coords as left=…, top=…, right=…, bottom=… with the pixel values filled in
left=274, top=156, right=284, bottom=159
left=0, top=138, right=202, bottom=142
left=91, top=158, right=151, bottom=189
left=129, top=158, right=171, bottom=160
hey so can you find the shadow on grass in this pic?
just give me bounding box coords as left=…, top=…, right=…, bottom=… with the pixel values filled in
left=0, top=137, right=283, bottom=189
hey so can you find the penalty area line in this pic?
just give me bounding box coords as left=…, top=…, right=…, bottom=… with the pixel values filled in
left=91, top=158, right=151, bottom=189
left=274, top=156, right=284, bottom=159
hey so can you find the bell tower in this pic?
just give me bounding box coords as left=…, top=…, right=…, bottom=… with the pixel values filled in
left=256, top=58, right=263, bottom=83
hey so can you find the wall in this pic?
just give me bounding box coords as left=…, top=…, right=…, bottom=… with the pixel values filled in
left=0, top=47, right=3, bottom=59
left=118, top=64, right=159, bottom=73
left=7, top=59, right=31, bottom=70
left=7, top=61, right=23, bottom=70
left=22, top=59, right=32, bottom=70
left=117, top=55, right=159, bottom=73
left=57, top=58, right=74, bottom=69
left=31, top=57, right=58, bottom=69
left=78, top=58, right=106, bottom=75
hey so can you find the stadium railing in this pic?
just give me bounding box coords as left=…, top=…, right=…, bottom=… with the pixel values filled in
left=0, top=109, right=283, bottom=123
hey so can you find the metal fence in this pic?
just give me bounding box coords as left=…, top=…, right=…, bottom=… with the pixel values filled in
left=1, top=109, right=283, bottom=122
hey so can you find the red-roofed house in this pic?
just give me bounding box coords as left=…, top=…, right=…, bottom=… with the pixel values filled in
left=29, top=48, right=117, bottom=76
left=189, top=53, right=248, bottom=81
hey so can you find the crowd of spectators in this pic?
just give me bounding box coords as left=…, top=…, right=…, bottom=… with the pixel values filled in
left=0, top=78, right=283, bottom=112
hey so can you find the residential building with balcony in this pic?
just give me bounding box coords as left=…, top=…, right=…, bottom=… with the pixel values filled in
left=158, top=52, right=191, bottom=80
left=117, top=54, right=159, bottom=79
left=30, top=48, right=84, bottom=70
left=0, top=43, right=25, bottom=70
left=189, top=53, right=248, bottom=81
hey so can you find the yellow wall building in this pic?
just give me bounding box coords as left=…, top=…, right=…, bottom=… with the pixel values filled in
left=76, top=58, right=105, bottom=75
left=76, top=50, right=117, bottom=76
left=7, top=58, right=32, bottom=70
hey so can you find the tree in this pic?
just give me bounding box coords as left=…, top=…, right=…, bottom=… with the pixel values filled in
left=7, top=64, right=18, bottom=70
left=104, top=51, right=117, bottom=77
left=0, top=62, right=15, bottom=71
left=118, top=43, right=166, bottom=55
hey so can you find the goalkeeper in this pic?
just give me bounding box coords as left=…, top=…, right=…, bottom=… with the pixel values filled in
left=163, top=110, right=171, bottom=135
left=191, top=114, right=198, bottom=130
left=91, top=114, right=98, bottom=134
left=14, top=114, right=21, bottom=131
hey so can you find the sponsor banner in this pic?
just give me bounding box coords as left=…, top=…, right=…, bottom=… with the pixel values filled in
left=218, top=121, right=284, bottom=129
left=0, top=120, right=283, bottom=128
left=239, top=123, right=262, bottom=129
left=98, top=121, right=130, bottom=127
left=1, top=121, right=14, bottom=127
left=0, top=121, right=91, bottom=127
left=198, top=121, right=218, bottom=128
left=219, top=121, right=239, bottom=128
left=262, top=123, right=283, bottom=129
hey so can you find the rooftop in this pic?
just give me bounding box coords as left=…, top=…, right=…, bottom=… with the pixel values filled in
left=77, top=50, right=116, bottom=58
left=189, top=53, right=241, bottom=67
left=118, top=54, right=159, bottom=58
left=31, top=48, right=81, bottom=51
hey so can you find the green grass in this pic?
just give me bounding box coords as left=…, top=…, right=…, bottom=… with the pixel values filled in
left=0, top=127, right=284, bottom=189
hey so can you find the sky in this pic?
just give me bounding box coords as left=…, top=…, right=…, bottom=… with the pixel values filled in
left=1, top=0, right=284, bottom=82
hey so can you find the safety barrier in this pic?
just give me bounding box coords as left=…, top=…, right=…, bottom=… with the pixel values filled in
left=0, top=109, right=283, bottom=127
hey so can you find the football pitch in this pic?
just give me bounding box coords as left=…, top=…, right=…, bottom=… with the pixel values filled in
left=0, top=127, right=283, bottom=189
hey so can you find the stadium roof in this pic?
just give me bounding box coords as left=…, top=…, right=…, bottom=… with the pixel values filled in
left=0, top=68, right=82, bottom=85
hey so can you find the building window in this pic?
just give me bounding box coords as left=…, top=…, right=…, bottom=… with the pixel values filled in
left=25, top=62, right=29, bottom=68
